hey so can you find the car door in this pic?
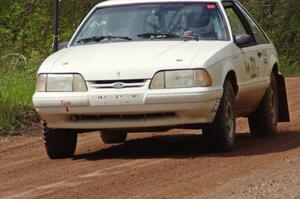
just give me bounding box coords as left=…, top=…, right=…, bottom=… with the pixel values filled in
left=235, top=2, right=271, bottom=79
left=223, top=2, right=266, bottom=113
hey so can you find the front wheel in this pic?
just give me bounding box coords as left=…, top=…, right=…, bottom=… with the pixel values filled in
left=248, top=73, right=278, bottom=137
left=43, top=127, right=77, bottom=159
left=202, top=80, right=236, bottom=152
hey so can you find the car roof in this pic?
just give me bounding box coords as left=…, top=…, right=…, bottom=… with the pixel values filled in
left=96, top=0, right=234, bottom=8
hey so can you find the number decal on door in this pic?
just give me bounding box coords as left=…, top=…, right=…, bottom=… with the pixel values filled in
left=245, top=57, right=259, bottom=78
left=250, top=57, right=257, bottom=78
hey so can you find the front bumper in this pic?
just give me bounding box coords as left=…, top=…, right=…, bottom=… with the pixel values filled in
left=33, top=87, right=222, bottom=130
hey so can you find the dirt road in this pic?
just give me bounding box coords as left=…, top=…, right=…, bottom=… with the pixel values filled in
left=0, top=77, right=299, bottom=199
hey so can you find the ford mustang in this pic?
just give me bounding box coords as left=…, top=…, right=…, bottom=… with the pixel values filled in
left=33, top=0, right=290, bottom=159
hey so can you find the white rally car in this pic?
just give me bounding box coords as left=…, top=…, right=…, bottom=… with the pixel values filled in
left=33, top=0, right=290, bottom=159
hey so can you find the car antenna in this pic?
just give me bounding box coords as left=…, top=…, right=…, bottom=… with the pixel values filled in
left=53, top=0, right=60, bottom=52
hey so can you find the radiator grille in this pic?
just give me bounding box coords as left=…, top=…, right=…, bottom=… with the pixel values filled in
left=87, top=79, right=149, bottom=89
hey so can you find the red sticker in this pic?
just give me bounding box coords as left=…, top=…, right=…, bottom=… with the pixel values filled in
left=61, top=100, right=71, bottom=113
left=184, top=31, right=193, bottom=37
left=207, top=4, right=216, bottom=9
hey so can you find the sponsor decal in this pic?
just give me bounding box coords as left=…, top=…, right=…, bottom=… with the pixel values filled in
left=250, top=57, right=257, bottom=78
left=184, top=31, right=193, bottom=37
left=89, top=93, right=143, bottom=105
left=61, top=100, right=71, bottom=112
left=245, top=62, right=251, bottom=75
left=207, top=4, right=216, bottom=9
left=245, top=57, right=259, bottom=78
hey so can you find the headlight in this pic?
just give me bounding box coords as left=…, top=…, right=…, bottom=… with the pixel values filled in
left=150, top=69, right=212, bottom=89
left=35, top=74, right=87, bottom=92
left=47, top=74, right=73, bottom=92
left=165, top=70, right=194, bottom=88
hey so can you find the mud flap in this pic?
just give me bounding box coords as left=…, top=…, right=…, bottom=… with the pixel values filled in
left=277, top=74, right=290, bottom=122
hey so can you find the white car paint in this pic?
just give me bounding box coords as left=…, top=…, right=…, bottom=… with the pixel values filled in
left=33, top=0, right=279, bottom=130
left=40, top=41, right=231, bottom=80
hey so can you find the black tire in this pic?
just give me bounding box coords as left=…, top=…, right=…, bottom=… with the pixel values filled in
left=248, top=73, right=278, bottom=137
left=43, top=127, right=77, bottom=159
left=100, top=131, right=127, bottom=144
left=203, top=80, right=236, bottom=152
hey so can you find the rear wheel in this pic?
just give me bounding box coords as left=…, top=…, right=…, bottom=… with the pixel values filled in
left=202, top=80, right=236, bottom=152
left=43, top=127, right=77, bottom=159
left=248, top=73, right=278, bottom=137
left=100, top=131, right=127, bottom=144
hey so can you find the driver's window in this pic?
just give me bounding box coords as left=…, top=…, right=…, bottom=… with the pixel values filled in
left=237, top=5, right=269, bottom=44
left=225, top=7, right=247, bottom=36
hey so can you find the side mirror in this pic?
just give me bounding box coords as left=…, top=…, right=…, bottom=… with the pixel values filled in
left=234, top=34, right=253, bottom=47
left=58, top=41, right=69, bottom=51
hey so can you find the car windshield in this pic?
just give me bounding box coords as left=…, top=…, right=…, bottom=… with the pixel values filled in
left=72, top=3, right=229, bottom=45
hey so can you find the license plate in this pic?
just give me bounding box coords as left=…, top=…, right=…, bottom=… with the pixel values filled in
left=89, top=93, right=144, bottom=105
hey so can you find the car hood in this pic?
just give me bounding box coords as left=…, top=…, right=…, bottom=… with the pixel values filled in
left=39, top=40, right=232, bottom=80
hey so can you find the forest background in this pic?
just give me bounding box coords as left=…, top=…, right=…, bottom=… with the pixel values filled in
left=0, top=0, right=299, bottom=133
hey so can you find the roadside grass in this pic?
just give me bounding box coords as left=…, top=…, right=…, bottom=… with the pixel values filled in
left=280, top=63, right=300, bottom=77
left=281, top=67, right=300, bottom=77
left=0, top=69, right=37, bottom=135
left=279, top=55, right=300, bottom=77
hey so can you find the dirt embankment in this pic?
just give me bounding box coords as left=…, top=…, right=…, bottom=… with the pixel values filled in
left=0, top=77, right=299, bottom=199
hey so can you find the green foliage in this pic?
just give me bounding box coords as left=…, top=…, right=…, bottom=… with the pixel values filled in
left=0, top=69, right=37, bottom=134
left=0, top=0, right=299, bottom=133
left=0, top=1, right=102, bottom=134
left=0, top=1, right=101, bottom=65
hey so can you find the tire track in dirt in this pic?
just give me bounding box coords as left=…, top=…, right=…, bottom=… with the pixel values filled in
left=0, top=77, right=299, bottom=199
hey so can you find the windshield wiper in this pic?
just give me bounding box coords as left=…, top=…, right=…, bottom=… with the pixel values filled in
left=137, top=32, right=197, bottom=40
left=77, top=35, right=132, bottom=44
